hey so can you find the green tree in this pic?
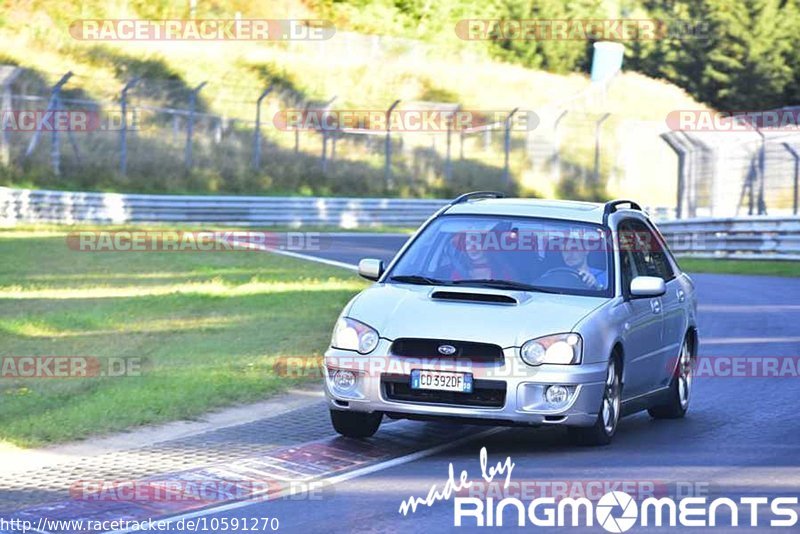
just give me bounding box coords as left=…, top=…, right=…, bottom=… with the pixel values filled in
left=628, top=0, right=797, bottom=110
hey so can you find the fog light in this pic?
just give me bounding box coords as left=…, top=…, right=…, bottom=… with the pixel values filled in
left=545, top=385, right=569, bottom=406
left=333, top=370, right=357, bottom=392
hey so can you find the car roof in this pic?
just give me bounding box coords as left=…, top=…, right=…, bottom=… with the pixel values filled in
left=443, top=198, right=640, bottom=225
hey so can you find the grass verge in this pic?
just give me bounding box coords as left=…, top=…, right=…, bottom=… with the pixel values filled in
left=678, top=257, right=800, bottom=277
left=0, top=230, right=365, bottom=447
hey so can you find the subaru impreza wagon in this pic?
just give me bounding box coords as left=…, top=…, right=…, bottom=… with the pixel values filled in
left=324, top=192, right=698, bottom=445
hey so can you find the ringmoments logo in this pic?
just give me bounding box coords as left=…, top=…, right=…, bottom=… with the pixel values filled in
left=595, top=491, right=638, bottom=532
left=397, top=448, right=799, bottom=530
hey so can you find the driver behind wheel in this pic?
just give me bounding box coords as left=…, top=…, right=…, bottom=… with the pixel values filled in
left=561, top=246, right=607, bottom=290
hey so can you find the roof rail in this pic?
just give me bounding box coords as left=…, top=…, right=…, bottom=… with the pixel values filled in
left=603, top=199, right=642, bottom=224
left=450, top=191, right=506, bottom=205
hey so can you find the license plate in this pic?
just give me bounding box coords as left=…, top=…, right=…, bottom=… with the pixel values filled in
left=410, top=369, right=473, bottom=393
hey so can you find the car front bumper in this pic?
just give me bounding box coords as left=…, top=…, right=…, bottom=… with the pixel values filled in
left=323, top=341, right=607, bottom=428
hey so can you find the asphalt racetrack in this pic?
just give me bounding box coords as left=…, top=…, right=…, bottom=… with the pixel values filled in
left=3, top=233, right=799, bottom=533
left=168, top=234, right=800, bottom=533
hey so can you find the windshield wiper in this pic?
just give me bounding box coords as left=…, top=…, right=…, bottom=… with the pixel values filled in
left=388, top=274, right=449, bottom=286
left=451, top=279, right=559, bottom=293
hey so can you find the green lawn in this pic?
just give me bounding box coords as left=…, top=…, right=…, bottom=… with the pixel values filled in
left=0, top=230, right=365, bottom=447
left=678, top=257, right=800, bottom=277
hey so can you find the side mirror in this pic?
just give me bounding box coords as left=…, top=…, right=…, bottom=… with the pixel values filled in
left=358, top=258, right=384, bottom=281
left=630, top=276, right=666, bottom=298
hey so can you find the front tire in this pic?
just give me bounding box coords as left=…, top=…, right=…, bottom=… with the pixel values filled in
left=648, top=336, right=693, bottom=419
left=330, top=409, right=382, bottom=438
left=568, top=357, right=621, bottom=446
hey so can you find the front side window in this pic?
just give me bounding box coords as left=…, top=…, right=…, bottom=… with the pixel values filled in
left=387, top=215, right=613, bottom=297
left=618, top=219, right=675, bottom=282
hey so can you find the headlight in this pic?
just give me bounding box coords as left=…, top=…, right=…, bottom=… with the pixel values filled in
left=520, top=333, right=582, bottom=366
left=331, top=317, right=380, bottom=354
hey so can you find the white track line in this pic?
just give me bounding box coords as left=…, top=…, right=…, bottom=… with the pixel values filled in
left=228, top=239, right=358, bottom=271
left=108, top=427, right=505, bottom=533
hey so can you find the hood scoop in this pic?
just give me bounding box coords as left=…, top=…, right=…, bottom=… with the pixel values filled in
left=430, top=290, right=517, bottom=305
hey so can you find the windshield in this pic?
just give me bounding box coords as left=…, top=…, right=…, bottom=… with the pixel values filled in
left=387, top=215, right=613, bottom=297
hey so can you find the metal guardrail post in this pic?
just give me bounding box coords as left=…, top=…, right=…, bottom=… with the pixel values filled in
left=185, top=81, right=207, bottom=170
left=119, top=77, right=140, bottom=177
left=252, top=85, right=273, bottom=170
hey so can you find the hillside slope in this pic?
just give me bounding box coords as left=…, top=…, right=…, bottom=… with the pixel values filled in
left=0, top=0, right=705, bottom=206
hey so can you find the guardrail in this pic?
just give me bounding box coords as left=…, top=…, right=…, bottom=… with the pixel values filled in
left=658, top=217, right=800, bottom=260
left=0, top=187, right=447, bottom=228
left=2, top=187, right=799, bottom=259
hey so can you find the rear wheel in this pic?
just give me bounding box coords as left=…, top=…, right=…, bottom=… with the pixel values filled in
left=568, top=357, right=621, bottom=446
left=330, top=409, right=382, bottom=438
left=648, top=336, right=693, bottom=419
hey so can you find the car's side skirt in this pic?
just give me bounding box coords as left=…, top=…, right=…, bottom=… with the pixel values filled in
left=621, top=386, right=671, bottom=416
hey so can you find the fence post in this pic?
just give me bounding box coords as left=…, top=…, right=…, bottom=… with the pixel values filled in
left=660, top=132, right=693, bottom=219
left=552, top=110, right=568, bottom=184
left=593, top=113, right=611, bottom=186
left=331, top=131, right=337, bottom=168
left=503, top=108, right=519, bottom=185
left=755, top=128, right=767, bottom=215
left=445, top=114, right=453, bottom=180
left=295, top=102, right=309, bottom=153
left=185, top=81, right=207, bottom=170
left=252, top=85, right=273, bottom=170
left=24, top=71, right=72, bottom=176
left=0, top=67, right=20, bottom=166
left=783, top=143, right=799, bottom=215
left=320, top=96, right=337, bottom=174
left=119, top=77, right=139, bottom=177
left=384, top=99, right=400, bottom=189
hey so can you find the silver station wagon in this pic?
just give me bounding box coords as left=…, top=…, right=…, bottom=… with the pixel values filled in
left=324, top=192, right=698, bottom=445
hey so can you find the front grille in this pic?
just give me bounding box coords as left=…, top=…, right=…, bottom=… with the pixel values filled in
left=390, top=338, right=505, bottom=363
left=381, top=374, right=506, bottom=408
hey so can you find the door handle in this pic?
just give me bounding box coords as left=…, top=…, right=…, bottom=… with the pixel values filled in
left=677, top=289, right=686, bottom=302
left=650, top=299, right=662, bottom=314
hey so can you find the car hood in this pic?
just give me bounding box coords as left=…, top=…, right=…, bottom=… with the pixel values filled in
left=347, top=283, right=608, bottom=347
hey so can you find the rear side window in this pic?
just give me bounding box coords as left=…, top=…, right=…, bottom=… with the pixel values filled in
left=617, top=219, right=675, bottom=282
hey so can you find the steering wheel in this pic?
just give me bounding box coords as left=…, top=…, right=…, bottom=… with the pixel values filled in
left=538, top=267, right=586, bottom=287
